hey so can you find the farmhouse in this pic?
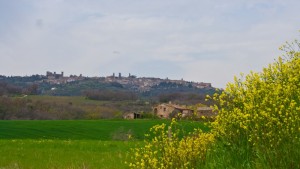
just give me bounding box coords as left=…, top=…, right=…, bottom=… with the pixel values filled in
left=153, top=103, right=193, bottom=118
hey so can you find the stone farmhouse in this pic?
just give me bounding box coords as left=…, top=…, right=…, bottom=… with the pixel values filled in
left=153, top=103, right=217, bottom=119
left=153, top=103, right=194, bottom=118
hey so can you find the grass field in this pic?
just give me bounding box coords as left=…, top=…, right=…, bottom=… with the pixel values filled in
left=0, top=120, right=208, bottom=169
left=0, top=140, right=134, bottom=169
left=0, top=120, right=209, bottom=140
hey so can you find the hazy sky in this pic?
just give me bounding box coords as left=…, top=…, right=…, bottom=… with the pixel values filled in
left=0, top=0, right=299, bottom=88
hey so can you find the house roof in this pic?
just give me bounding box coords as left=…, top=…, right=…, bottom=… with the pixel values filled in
left=156, top=103, right=193, bottom=111
left=197, top=107, right=213, bottom=111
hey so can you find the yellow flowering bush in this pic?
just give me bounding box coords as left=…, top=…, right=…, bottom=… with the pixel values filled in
left=128, top=119, right=214, bottom=169
left=211, top=40, right=300, bottom=168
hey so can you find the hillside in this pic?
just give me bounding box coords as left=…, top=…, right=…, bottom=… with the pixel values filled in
left=0, top=72, right=216, bottom=104
left=0, top=73, right=217, bottom=120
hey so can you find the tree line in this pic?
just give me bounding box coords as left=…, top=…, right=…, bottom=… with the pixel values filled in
left=83, top=89, right=138, bottom=101
left=0, top=82, right=38, bottom=96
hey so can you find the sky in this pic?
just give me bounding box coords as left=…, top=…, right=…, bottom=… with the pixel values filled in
left=0, top=0, right=299, bottom=88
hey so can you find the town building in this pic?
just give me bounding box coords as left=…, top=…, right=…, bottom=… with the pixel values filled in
left=153, top=103, right=217, bottom=119
left=46, top=71, right=64, bottom=79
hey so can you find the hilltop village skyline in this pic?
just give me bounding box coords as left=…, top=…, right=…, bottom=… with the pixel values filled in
left=44, top=71, right=213, bottom=92
left=1, top=71, right=214, bottom=92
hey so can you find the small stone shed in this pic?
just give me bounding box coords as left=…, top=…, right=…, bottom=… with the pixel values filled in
left=153, top=103, right=193, bottom=118
left=123, top=112, right=142, bottom=119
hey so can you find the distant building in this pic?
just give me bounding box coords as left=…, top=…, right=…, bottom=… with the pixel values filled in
left=46, top=71, right=64, bottom=79
left=123, top=112, right=142, bottom=119
left=128, top=73, right=137, bottom=78
left=153, top=103, right=217, bottom=119
left=153, top=103, right=193, bottom=118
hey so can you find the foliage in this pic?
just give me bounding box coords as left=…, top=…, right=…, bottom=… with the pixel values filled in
left=84, top=89, right=138, bottom=101
left=140, top=112, right=160, bottom=119
left=127, top=119, right=214, bottom=169
left=158, top=92, right=211, bottom=105
left=0, top=82, right=23, bottom=96
left=0, top=96, right=154, bottom=120
left=0, top=97, right=86, bottom=120
left=210, top=40, right=300, bottom=168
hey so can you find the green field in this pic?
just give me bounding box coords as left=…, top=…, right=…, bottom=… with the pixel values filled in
left=0, top=140, right=134, bottom=169
left=0, top=120, right=208, bottom=169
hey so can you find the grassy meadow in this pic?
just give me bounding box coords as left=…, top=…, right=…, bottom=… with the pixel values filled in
left=0, top=120, right=208, bottom=169
left=0, top=140, right=133, bottom=169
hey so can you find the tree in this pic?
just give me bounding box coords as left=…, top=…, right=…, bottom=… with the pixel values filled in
left=24, top=84, right=39, bottom=95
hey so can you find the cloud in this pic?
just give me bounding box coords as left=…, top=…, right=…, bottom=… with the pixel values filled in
left=0, top=0, right=299, bottom=87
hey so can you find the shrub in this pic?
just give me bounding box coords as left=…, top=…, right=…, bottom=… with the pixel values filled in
left=211, top=40, right=300, bottom=168
left=127, top=119, right=214, bottom=169
left=127, top=39, right=300, bottom=169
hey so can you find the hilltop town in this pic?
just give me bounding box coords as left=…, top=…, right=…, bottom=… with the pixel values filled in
left=43, top=71, right=212, bottom=92
left=1, top=71, right=216, bottom=107
left=1, top=71, right=217, bottom=120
